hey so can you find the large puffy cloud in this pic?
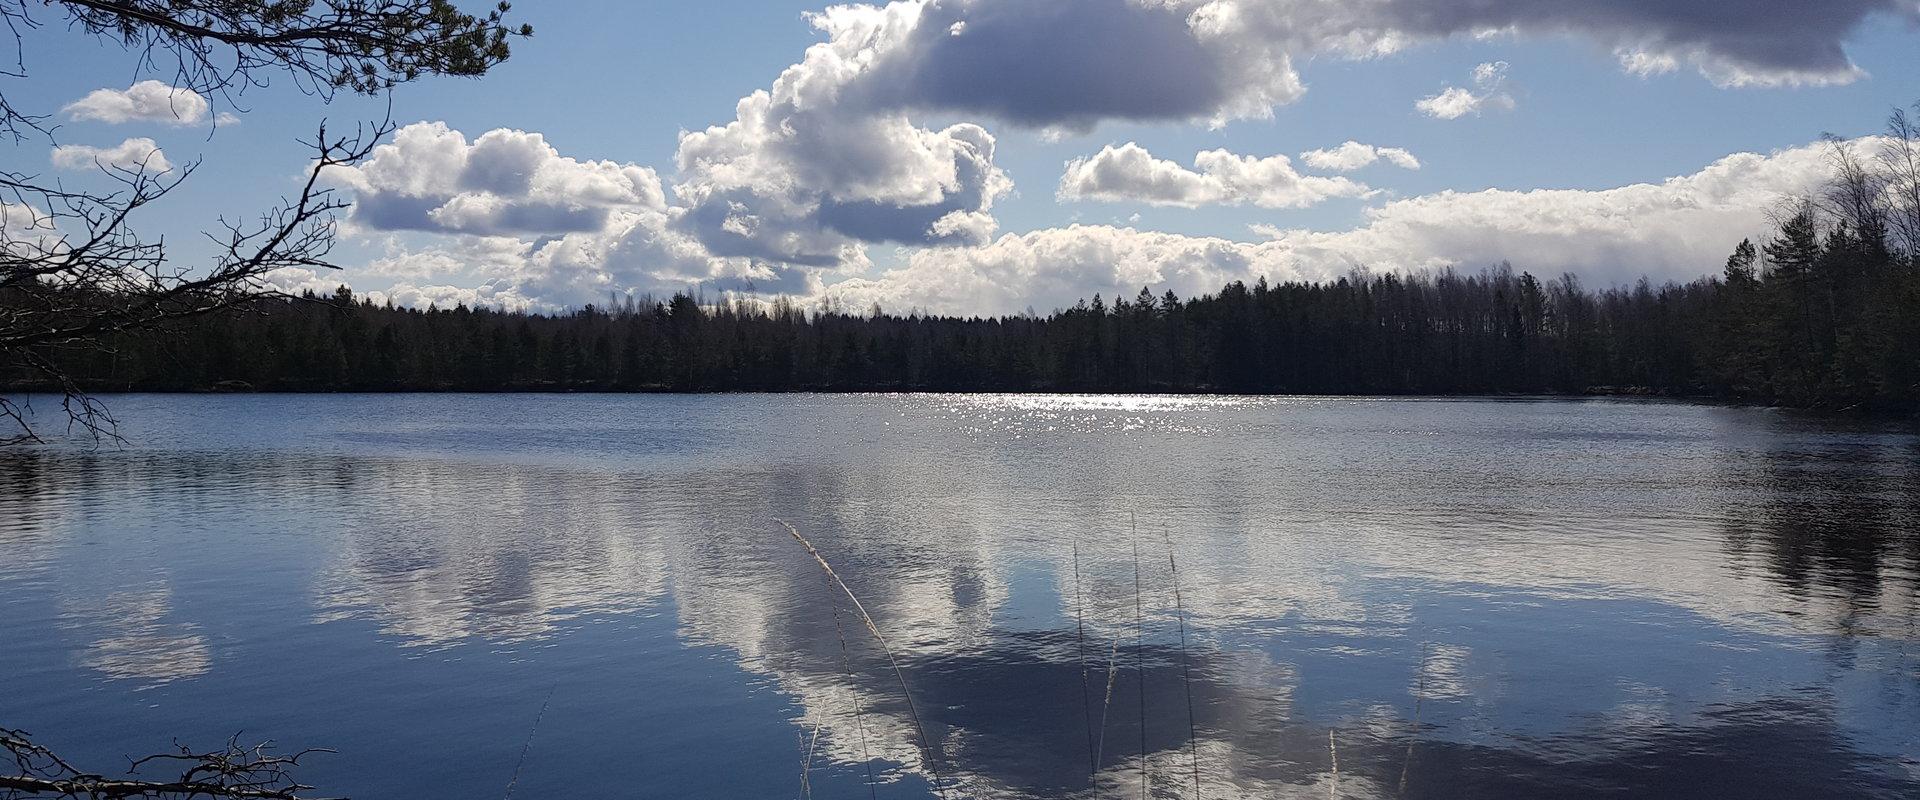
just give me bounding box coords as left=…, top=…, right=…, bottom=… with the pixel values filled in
left=833, top=138, right=1846, bottom=316
left=352, top=209, right=792, bottom=311
left=786, top=0, right=1910, bottom=135
left=350, top=202, right=795, bottom=311
left=261, top=267, right=349, bottom=297
left=828, top=0, right=1302, bottom=129
left=1058, top=142, right=1371, bottom=208
left=50, top=137, right=171, bottom=172
left=61, top=81, right=213, bottom=125
left=329, top=122, right=781, bottom=309
left=1222, top=0, right=1908, bottom=90
left=662, top=0, right=1901, bottom=272
left=360, top=236, right=530, bottom=281
left=669, top=27, right=1013, bottom=266
left=332, top=122, right=668, bottom=237
left=332, top=0, right=1907, bottom=310
left=1300, top=141, right=1421, bottom=172
left=831, top=224, right=1282, bottom=316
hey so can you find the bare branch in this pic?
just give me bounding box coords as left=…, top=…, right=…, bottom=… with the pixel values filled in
left=1, top=119, right=390, bottom=443
left=2, top=728, right=338, bottom=800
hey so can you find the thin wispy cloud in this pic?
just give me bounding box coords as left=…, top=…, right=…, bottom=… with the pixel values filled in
left=1300, top=141, right=1422, bottom=172
left=1418, top=62, right=1516, bottom=120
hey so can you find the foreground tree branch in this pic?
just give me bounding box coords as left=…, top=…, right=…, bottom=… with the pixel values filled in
left=0, top=1, right=528, bottom=135
left=1, top=120, right=389, bottom=443
left=2, top=728, right=338, bottom=799
left=0, top=0, right=527, bottom=443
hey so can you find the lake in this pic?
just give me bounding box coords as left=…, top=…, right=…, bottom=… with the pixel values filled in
left=1, top=394, right=1917, bottom=799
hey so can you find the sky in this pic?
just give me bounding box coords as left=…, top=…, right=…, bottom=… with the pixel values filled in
left=14, top=0, right=1920, bottom=316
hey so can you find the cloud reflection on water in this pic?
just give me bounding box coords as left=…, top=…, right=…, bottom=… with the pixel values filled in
left=1, top=394, right=1917, bottom=797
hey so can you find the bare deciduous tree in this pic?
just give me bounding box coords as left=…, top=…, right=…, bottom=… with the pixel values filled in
left=1879, top=105, right=1920, bottom=261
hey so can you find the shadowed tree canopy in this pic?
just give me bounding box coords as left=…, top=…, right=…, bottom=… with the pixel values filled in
left=0, top=0, right=529, bottom=443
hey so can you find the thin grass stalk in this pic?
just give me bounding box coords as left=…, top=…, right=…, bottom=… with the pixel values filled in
left=1132, top=513, right=1147, bottom=800
left=1095, top=631, right=1121, bottom=784
left=501, top=684, right=555, bottom=800
left=830, top=604, right=880, bottom=800
left=779, top=519, right=948, bottom=800
left=1328, top=730, right=1339, bottom=800
left=1397, top=641, right=1432, bottom=799
left=801, top=718, right=823, bottom=800
left=1163, top=524, right=1201, bottom=800
left=1074, top=537, right=1096, bottom=779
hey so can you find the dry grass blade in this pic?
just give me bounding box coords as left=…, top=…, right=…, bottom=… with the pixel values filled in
left=801, top=717, right=823, bottom=800
left=1163, top=523, right=1201, bottom=800
left=1329, top=730, right=1340, bottom=800
left=1074, top=537, right=1096, bottom=779
left=831, top=604, right=881, bottom=800
left=502, top=684, right=555, bottom=800
left=1131, top=514, right=1147, bottom=800
left=1398, top=641, right=1432, bottom=799
left=778, top=519, right=948, bottom=800
left=1095, top=629, right=1122, bottom=788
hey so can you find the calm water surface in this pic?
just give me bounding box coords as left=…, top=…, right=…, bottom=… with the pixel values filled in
left=1, top=394, right=1917, bottom=799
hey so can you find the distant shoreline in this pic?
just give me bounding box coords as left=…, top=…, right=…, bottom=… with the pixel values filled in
left=7, top=384, right=1902, bottom=417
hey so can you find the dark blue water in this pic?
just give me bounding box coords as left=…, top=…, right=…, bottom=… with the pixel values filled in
left=1, top=394, right=1916, bottom=798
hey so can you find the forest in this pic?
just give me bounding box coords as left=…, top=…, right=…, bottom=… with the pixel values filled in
left=8, top=133, right=1920, bottom=412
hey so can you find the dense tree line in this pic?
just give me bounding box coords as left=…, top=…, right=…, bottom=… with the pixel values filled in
left=8, top=123, right=1920, bottom=411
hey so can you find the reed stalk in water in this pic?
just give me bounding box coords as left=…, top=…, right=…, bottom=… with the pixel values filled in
left=800, top=718, right=823, bottom=800
left=831, top=603, right=880, bottom=800
left=778, top=519, right=948, bottom=800
left=1163, top=523, right=1201, bottom=800
left=1095, top=627, right=1122, bottom=784
left=1398, top=641, right=1432, bottom=798
left=1132, top=513, right=1147, bottom=800
left=1074, top=537, right=1096, bottom=779
left=502, top=684, right=555, bottom=800
left=1328, top=729, right=1340, bottom=800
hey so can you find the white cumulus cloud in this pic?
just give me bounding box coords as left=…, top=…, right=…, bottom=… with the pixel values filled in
left=330, top=122, right=783, bottom=310
left=330, top=122, right=667, bottom=237
left=61, top=81, right=212, bottom=126
left=1059, top=143, right=1372, bottom=209
left=667, top=5, right=1015, bottom=267
left=50, top=137, right=171, bottom=172
left=835, top=138, right=1848, bottom=316
left=1300, top=141, right=1422, bottom=172
left=796, top=0, right=1907, bottom=134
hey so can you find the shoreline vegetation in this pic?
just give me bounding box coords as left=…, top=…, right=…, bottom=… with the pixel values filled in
left=6, top=239, right=1916, bottom=412
left=10, top=118, right=1920, bottom=418
left=9, top=207, right=1920, bottom=414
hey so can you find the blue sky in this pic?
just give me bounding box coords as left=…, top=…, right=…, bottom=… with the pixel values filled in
left=15, top=1, right=1920, bottom=314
